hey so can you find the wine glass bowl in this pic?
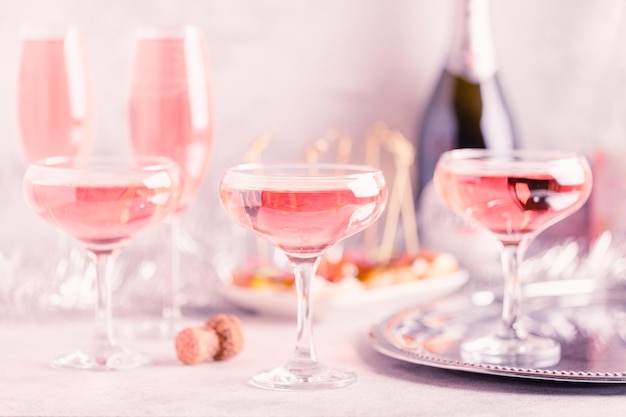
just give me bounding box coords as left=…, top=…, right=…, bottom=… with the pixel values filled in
left=23, top=156, right=181, bottom=370
left=434, top=149, right=592, bottom=367
left=17, top=25, right=95, bottom=163
left=128, top=25, right=214, bottom=210
left=220, top=163, right=387, bottom=389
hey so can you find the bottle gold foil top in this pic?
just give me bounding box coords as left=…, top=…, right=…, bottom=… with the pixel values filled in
left=446, top=0, right=498, bottom=82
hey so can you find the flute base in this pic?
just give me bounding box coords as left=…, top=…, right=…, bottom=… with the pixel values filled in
left=250, top=363, right=357, bottom=390
left=124, top=317, right=182, bottom=340
left=52, top=343, right=151, bottom=371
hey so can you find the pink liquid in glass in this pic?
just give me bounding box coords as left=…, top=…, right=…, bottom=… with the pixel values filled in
left=24, top=173, right=180, bottom=249
left=220, top=184, right=388, bottom=256
left=435, top=167, right=592, bottom=240
left=128, top=35, right=214, bottom=211
left=18, top=36, right=95, bottom=163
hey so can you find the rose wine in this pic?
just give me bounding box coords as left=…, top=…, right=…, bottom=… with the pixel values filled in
left=18, top=32, right=95, bottom=163
left=128, top=32, right=214, bottom=211
left=435, top=164, right=592, bottom=240
left=220, top=180, right=387, bottom=256
left=24, top=173, right=180, bottom=248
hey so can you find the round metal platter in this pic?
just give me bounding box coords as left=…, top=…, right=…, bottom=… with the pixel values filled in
left=368, top=288, right=626, bottom=383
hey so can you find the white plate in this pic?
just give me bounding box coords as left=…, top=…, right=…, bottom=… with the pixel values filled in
left=219, top=270, right=469, bottom=321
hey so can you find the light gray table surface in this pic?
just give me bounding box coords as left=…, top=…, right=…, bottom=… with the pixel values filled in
left=1, top=302, right=625, bottom=417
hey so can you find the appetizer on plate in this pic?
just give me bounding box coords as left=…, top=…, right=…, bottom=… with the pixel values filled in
left=229, top=249, right=460, bottom=292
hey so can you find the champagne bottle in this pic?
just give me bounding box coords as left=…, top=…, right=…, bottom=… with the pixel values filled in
left=415, top=0, right=517, bottom=201
left=416, top=0, right=517, bottom=290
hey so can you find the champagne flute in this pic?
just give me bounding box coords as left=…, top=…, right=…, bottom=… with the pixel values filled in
left=127, top=25, right=214, bottom=336
left=433, top=149, right=592, bottom=367
left=219, top=163, right=387, bottom=390
left=23, top=156, right=181, bottom=370
left=17, top=25, right=96, bottom=310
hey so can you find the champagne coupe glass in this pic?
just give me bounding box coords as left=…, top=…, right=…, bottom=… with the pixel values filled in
left=23, top=156, right=181, bottom=370
left=219, top=163, right=388, bottom=390
left=128, top=25, right=214, bottom=336
left=17, top=25, right=97, bottom=310
left=433, top=149, right=592, bottom=367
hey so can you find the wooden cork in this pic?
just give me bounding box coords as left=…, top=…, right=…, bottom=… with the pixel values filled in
left=175, top=327, right=220, bottom=365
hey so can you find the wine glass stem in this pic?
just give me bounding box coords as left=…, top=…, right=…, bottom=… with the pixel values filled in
left=498, top=238, right=530, bottom=340
left=164, top=213, right=183, bottom=324
left=288, top=256, right=321, bottom=367
left=89, top=249, right=118, bottom=347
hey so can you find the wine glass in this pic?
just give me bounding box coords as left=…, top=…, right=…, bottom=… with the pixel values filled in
left=127, top=25, right=214, bottom=336
left=17, top=25, right=96, bottom=310
left=219, top=163, right=388, bottom=390
left=433, top=149, right=592, bottom=367
left=23, top=156, right=181, bottom=370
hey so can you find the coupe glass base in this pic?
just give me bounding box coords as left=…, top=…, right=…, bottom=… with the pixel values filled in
left=460, top=333, right=561, bottom=368
left=250, top=364, right=357, bottom=390
left=52, top=343, right=151, bottom=371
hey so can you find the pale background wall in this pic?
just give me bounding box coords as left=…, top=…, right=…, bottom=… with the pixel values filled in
left=0, top=0, right=623, bottom=314
left=1, top=0, right=622, bottom=177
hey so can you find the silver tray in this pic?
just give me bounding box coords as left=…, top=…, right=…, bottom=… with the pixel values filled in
left=368, top=287, right=626, bottom=383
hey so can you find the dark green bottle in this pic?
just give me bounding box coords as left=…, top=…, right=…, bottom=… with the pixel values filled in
left=416, top=0, right=517, bottom=202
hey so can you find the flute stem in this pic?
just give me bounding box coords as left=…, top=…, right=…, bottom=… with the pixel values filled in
left=163, top=214, right=183, bottom=330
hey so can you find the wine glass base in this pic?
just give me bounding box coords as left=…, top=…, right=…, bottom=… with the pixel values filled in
left=52, top=344, right=151, bottom=371
left=460, top=333, right=561, bottom=368
left=123, top=318, right=181, bottom=340
left=250, top=364, right=357, bottom=390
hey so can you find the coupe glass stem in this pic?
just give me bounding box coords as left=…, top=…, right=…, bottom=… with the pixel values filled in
left=288, top=256, right=320, bottom=368
left=90, top=249, right=118, bottom=349
left=497, top=238, right=531, bottom=340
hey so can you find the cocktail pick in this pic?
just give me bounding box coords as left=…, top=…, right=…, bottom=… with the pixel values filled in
left=365, top=123, right=420, bottom=263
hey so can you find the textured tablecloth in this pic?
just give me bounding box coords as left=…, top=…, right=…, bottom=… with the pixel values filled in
left=1, top=308, right=625, bottom=417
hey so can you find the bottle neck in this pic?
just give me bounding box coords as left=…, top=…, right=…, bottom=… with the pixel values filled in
left=446, top=0, right=498, bottom=82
